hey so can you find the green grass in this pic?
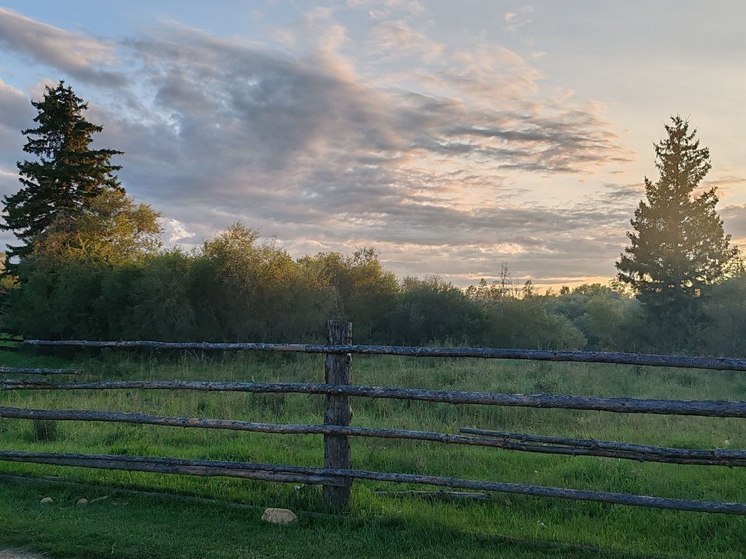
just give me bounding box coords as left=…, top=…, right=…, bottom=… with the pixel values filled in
left=0, top=349, right=745, bottom=558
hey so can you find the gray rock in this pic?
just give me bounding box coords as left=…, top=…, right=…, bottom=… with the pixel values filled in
left=39, top=497, right=53, bottom=505
left=260, top=507, right=298, bottom=525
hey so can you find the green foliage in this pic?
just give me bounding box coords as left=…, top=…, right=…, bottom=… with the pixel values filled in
left=96, top=253, right=196, bottom=341
left=480, top=295, right=587, bottom=350
left=550, top=284, right=642, bottom=351
left=6, top=230, right=746, bottom=354
left=699, top=275, right=746, bottom=356
left=616, top=117, right=740, bottom=348
left=5, top=224, right=336, bottom=342
left=465, top=263, right=518, bottom=301
left=7, top=222, right=745, bottom=354
left=465, top=269, right=588, bottom=350
left=299, top=248, right=399, bottom=342
left=388, top=276, right=484, bottom=345
left=33, top=190, right=161, bottom=265
left=0, top=254, right=18, bottom=321
left=2, top=90, right=742, bottom=357
left=190, top=223, right=335, bottom=341
left=1, top=81, right=124, bottom=262
left=5, top=257, right=96, bottom=339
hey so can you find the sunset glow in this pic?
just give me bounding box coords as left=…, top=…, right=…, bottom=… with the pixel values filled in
left=1, top=1, right=744, bottom=289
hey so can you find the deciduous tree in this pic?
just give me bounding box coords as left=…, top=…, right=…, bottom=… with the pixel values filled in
left=33, top=190, right=161, bottom=265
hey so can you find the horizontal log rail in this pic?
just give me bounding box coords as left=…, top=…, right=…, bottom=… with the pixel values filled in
left=461, top=427, right=721, bottom=452
left=1, top=405, right=744, bottom=467
left=458, top=427, right=745, bottom=465
left=0, top=366, right=80, bottom=375
left=0, top=450, right=343, bottom=486
left=23, top=339, right=746, bottom=372
left=0, top=450, right=744, bottom=515
left=462, top=427, right=628, bottom=446
left=3, top=379, right=745, bottom=418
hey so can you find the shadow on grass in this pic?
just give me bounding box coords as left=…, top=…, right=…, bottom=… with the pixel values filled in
left=0, top=474, right=679, bottom=559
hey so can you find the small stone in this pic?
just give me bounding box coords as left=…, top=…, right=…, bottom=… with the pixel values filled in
left=261, top=507, right=298, bottom=525
left=76, top=498, right=89, bottom=506
left=40, top=497, right=53, bottom=505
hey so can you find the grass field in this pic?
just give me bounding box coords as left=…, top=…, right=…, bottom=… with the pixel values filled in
left=0, top=348, right=744, bottom=558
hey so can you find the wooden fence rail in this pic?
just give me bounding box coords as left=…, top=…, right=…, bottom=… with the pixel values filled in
left=0, top=450, right=745, bottom=515
left=1, top=321, right=744, bottom=515
left=1, top=405, right=744, bottom=467
left=0, top=366, right=80, bottom=375
left=3, top=379, right=745, bottom=417
left=23, top=339, right=746, bottom=371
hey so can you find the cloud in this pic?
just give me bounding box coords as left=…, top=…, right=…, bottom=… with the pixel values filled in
left=419, top=44, right=545, bottom=101
left=0, top=7, right=125, bottom=86
left=0, top=9, right=630, bottom=285
left=366, top=20, right=444, bottom=62
left=347, top=0, right=425, bottom=18
left=160, top=217, right=196, bottom=245
left=0, top=164, right=21, bottom=252
left=138, top=25, right=625, bottom=280
left=721, top=205, right=746, bottom=242
left=0, top=165, right=18, bottom=193
left=106, top=26, right=623, bottom=215
left=0, top=80, right=32, bottom=131
left=703, top=175, right=746, bottom=201
left=601, top=182, right=645, bottom=203
left=504, top=5, right=534, bottom=32
left=0, top=80, right=33, bottom=172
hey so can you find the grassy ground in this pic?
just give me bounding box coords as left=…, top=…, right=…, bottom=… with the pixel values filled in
left=0, top=348, right=744, bottom=558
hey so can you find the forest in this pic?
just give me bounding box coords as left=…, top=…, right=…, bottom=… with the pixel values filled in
left=1, top=83, right=744, bottom=356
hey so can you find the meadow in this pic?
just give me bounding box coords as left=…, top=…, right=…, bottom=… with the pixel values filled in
left=0, top=348, right=744, bottom=558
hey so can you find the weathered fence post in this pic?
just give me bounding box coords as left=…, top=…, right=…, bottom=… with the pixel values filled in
left=323, top=320, right=352, bottom=509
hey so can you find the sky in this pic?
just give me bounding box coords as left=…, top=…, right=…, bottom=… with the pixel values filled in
left=0, top=1, right=745, bottom=289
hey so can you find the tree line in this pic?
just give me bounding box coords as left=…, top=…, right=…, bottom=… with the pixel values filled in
left=1, top=83, right=743, bottom=355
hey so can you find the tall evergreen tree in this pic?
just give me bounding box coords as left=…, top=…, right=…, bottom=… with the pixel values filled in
left=616, top=116, right=739, bottom=344
left=1, top=81, right=123, bottom=262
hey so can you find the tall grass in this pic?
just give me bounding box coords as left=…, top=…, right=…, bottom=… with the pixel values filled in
left=0, top=349, right=744, bottom=558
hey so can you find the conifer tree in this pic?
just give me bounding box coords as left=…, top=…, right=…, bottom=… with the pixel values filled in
left=616, top=116, right=739, bottom=341
left=1, top=81, right=123, bottom=262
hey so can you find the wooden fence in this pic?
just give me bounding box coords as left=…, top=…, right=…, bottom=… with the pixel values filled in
left=1, top=320, right=745, bottom=514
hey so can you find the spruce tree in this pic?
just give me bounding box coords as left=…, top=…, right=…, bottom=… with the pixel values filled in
left=616, top=116, right=739, bottom=344
left=1, top=81, right=123, bottom=262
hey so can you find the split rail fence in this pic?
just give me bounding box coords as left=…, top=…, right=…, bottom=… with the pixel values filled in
left=1, top=320, right=746, bottom=514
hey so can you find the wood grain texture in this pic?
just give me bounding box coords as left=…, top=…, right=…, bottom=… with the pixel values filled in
left=3, top=379, right=745, bottom=417
left=23, top=339, right=746, bottom=371
left=323, top=320, right=352, bottom=509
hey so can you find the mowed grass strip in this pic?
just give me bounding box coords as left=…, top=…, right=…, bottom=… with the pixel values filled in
left=0, top=350, right=744, bottom=558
